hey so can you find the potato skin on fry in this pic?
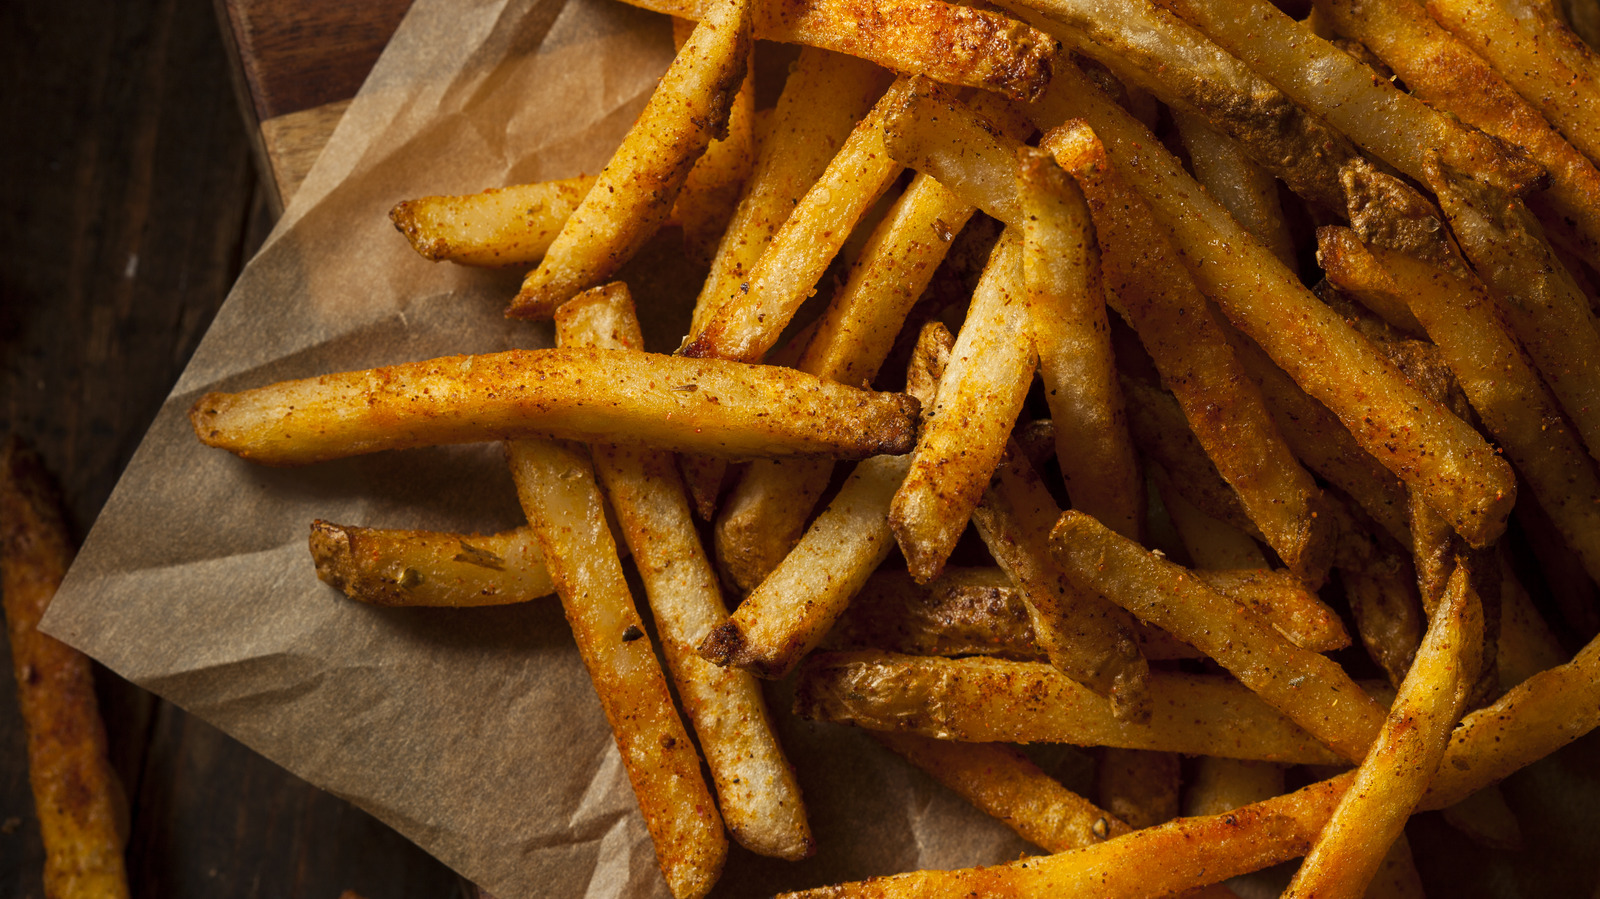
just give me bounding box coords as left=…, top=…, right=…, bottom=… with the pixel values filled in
left=1, top=438, right=129, bottom=899
left=309, top=521, right=553, bottom=607
left=189, top=347, right=920, bottom=466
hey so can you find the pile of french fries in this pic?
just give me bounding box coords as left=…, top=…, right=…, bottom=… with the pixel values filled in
left=190, top=0, right=1600, bottom=894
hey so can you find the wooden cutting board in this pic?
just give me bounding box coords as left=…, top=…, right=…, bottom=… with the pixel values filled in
left=217, top=0, right=416, bottom=211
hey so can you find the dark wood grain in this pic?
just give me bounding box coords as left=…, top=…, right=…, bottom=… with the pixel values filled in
left=0, top=0, right=460, bottom=895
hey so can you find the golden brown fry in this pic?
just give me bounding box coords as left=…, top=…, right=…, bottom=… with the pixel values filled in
left=1097, top=749, right=1179, bottom=830
left=670, top=17, right=756, bottom=266
left=555, top=285, right=812, bottom=861
left=189, top=347, right=919, bottom=467
left=1018, top=146, right=1143, bottom=540
left=1153, top=0, right=1539, bottom=192
left=1123, top=381, right=1260, bottom=542
left=1426, top=0, right=1600, bottom=166
left=1169, top=108, right=1296, bottom=269
left=1, top=438, right=129, bottom=899
left=308, top=521, right=552, bottom=607
left=874, top=734, right=1133, bottom=851
left=890, top=233, right=1033, bottom=581
left=388, top=175, right=597, bottom=267
left=507, top=438, right=725, bottom=898
left=1315, top=0, right=1600, bottom=272
left=714, top=172, right=977, bottom=592
left=1050, top=511, right=1387, bottom=762
left=1161, top=487, right=1270, bottom=571
left=793, top=652, right=1347, bottom=764
left=1026, top=64, right=1517, bottom=548
left=1053, top=121, right=1330, bottom=584
left=880, top=79, right=1030, bottom=225
left=681, top=78, right=910, bottom=363
left=508, top=0, right=753, bottom=318
left=619, top=0, right=1056, bottom=100
left=1284, top=563, right=1482, bottom=899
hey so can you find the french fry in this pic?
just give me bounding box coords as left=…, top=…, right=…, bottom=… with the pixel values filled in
left=669, top=17, right=756, bottom=266
left=890, top=232, right=1034, bottom=581
left=1018, top=146, right=1143, bottom=540
left=793, top=652, right=1347, bottom=765
left=1169, top=108, right=1296, bottom=269
left=1050, top=511, right=1387, bottom=762
left=1314, top=0, right=1600, bottom=271
left=1184, top=757, right=1284, bottom=818
left=555, top=285, right=812, bottom=860
left=697, top=320, right=948, bottom=678
left=1052, top=121, right=1331, bottom=584
left=389, top=175, right=597, bottom=267
left=308, top=521, right=552, bottom=607
left=715, top=172, right=977, bottom=591
left=783, top=620, right=1600, bottom=898
left=506, top=437, right=725, bottom=898
left=1496, top=548, right=1566, bottom=690
left=189, top=347, right=920, bottom=466
left=618, top=0, right=1057, bottom=101
left=1287, top=562, right=1483, bottom=898
left=880, top=78, right=1032, bottom=225
left=1152, top=0, right=1540, bottom=192
left=510, top=0, right=752, bottom=317
left=873, top=734, right=1133, bottom=850
left=1025, top=63, right=1518, bottom=548
left=1427, top=166, right=1600, bottom=469
left=1, top=439, right=129, bottom=899
left=1426, top=0, right=1600, bottom=166
left=680, top=78, right=911, bottom=363
left=1161, top=487, right=1271, bottom=571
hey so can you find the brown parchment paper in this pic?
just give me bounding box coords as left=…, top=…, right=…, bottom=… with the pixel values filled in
left=37, top=0, right=1049, bottom=895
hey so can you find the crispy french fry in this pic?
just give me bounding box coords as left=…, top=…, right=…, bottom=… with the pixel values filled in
left=555, top=285, right=812, bottom=860
left=1314, top=0, right=1600, bottom=272
left=890, top=232, right=1033, bottom=580
left=1025, top=63, right=1517, bottom=548
left=1426, top=0, right=1600, bottom=166
left=1018, top=146, right=1143, bottom=540
left=669, top=17, right=756, bottom=266
left=189, top=347, right=919, bottom=466
left=1050, top=511, right=1387, bottom=762
left=715, top=172, right=977, bottom=591
left=308, top=521, right=552, bottom=607
left=508, top=0, right=753, bottom=318
left=506, top=437, right=725, bottom=898
left=874, top=734, right=1133, bottom=850
left=880, top=78, right=1032, bottom=225
left=681, top=79, right=910, bottom=363
left=388, top=175, right=597, bottom=267
left=793, top=652, right=1347, bottom=764
left=1053, top=121, right=1330, bottom=584
left=619, top=0, right=1057, bottom=100
left=1284, top=563, right=1482, bottom=899
left=1152, top=0, right=1539, bottom=192
left=1124, top=381, right=1261, bottom=542
left=1, top=439, right=129, bottom=899
left=1097, top=749, right=1179, bottom=830
left=1169, top=108, right=1297, bottom=269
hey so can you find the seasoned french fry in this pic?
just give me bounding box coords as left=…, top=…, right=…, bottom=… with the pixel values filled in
left=1, top=439, right=129, bottom=899
left=507, top=437, right=725, bottom=898
left=1097, top=748, right=1179, bottom=830
left=1053, top=121, right=1330, bottom=584
left=189, top=347, right=920, bottom=466
left=1050, top=511, right=1387, bottom=762
left=1314, top=0, right=1600, bottom=271
left=1161, top=487, right=1271, bottom=571
left=1496, top=549, right=1566, bottom=690
left=1123, top=381, right=1261, bottom=541
left=1152, top=0, right=1539, bottom=192
left=669, top=17, right=756, bottom=266
left=309, top=521, right=552, bottom=607
left=715, top=172, right=978, bottom=591
left=1026, top=63, right=1517, bottom=548
left=1169, top=108, right=1296, bottom=269
left=1018, top=146, right=1143, bottom=540
left=681, top=78, right=910, bottom=363
left=1284, top=563, right=1482, bottom=899
left=880, top=78, right=1031, bottom=225
left=508, top=0, right=753, bottom=318
left=619, top=0, right=1057, bottom=100
left=389, top=175, right=597, bottom=267
left=1426, top=0, right=1600, bottom=166
left=873, top=734, right=1133, bottom=850
left=793, top=652, right=1347, bottom=764
left=890, top=233, right=1033, bottom=581
left=555, top=285, right=812, bottom=860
